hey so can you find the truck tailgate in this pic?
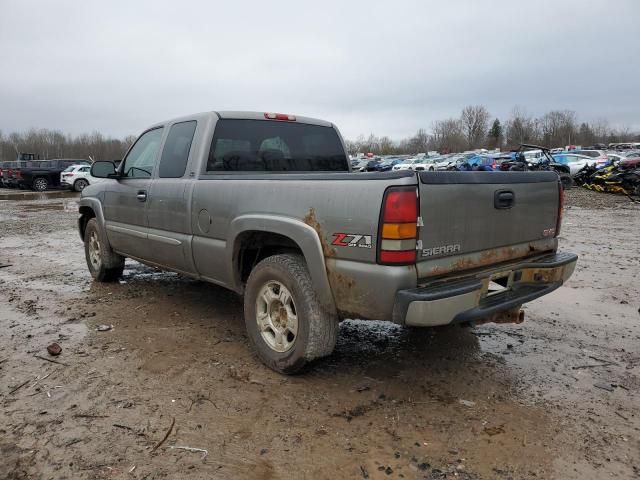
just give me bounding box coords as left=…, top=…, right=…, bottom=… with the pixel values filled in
left=416, top=171, right=561, bottom=278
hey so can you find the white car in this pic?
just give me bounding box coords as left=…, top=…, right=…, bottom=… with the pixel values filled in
left=60, top=164, right=110, bottom=192
left=392, top=158, right=418, bottom=171
left=556, top=154, right=598, bottom=175
left=435, top=155, right=462, bottom=170
left=412, top=157, right=439, bottom=171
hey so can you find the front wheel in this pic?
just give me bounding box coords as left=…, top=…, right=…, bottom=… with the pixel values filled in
left=84, top=218, right=125, bottom=281
left=244, top=254, right=338, bottom=374
left=32, top=177, right=49, bottom=191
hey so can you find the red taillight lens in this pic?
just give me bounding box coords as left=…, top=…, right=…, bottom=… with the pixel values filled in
left=15, top=170, right=22, bottom=179
left=555, top=181, right=564, bottom=236
left=378, top=187, right=418, bottom=265
left=264, top=112, right=296, bottom=121
left=383, top=190, right=418, bottom=223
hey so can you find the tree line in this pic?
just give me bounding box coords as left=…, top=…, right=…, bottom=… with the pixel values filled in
left=346, top=106, right=639, bottom=155
left=1, top=106, right=638, bottom=162
left=0, top=129, right=136, bottom=162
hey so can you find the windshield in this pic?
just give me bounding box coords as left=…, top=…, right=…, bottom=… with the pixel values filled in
left=207, top=120, right=348, bottom=172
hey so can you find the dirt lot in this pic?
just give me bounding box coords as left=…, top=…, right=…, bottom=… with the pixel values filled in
left=0, top=188, right=638, bottom=480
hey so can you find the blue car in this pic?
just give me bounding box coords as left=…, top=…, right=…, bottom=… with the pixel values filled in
left=375, top=158, right=403, bottom=172
left=461, top=154, right=499, bottom=171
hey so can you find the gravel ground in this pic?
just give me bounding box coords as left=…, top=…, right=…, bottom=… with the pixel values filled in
left=0, top=187, right=639, bottom=479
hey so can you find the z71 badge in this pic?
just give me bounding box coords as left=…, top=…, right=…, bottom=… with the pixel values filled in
left=332, top=233, right=372, bottom=249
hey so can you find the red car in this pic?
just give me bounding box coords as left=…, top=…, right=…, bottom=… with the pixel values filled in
left=619, top=156, right=640, bottom=168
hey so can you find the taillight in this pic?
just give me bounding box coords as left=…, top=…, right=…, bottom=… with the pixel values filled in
left=15, top=170, right=22, bottom=179
left=555, top=181, right=564, bottom=236
left=264, top=112, right=296, bottom=121
left=378, top=187, right=418, bottom=265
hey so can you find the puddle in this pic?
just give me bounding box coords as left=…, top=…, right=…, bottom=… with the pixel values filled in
left=18, top=199, right=78, bottom=212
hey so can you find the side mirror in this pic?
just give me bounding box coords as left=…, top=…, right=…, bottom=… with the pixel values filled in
left=91, top=161, right=118, bottom=178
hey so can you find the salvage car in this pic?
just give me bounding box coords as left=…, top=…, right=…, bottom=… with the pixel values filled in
left=552, top=153, right=599, bottom=175
left=79, top=111, right=577, bottom=373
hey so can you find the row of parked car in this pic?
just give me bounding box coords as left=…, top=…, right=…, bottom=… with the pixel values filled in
left=351, top=148, right=640, bottom=177
left=0, top=158, right=106, bottom=191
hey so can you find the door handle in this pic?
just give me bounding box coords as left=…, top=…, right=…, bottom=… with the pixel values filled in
left=494, top=190, right=515, bottom=209
left=136, top=190, right=147, bottom=202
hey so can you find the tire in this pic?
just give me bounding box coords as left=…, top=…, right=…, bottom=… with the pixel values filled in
left=84, top=218, right=125, bottom=282
left=74, top=179, right=89, bottom=192
left=244, top=254, right=338, bottom=374
left=429, top=167, right=435, bottom=171
left=32, top=177, right=49, bottom=191
left=559, top=173, right=573, bottom=190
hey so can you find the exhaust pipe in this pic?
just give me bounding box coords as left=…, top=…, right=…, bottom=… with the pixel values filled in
left=476, top=308, right=524, bottom=325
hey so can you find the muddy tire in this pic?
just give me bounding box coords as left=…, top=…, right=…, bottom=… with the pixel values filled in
left=84, top=218, right=125, bottom=282
left=244, top=254, right=338, bottom=374
left=74, top=179, right=89, bottom=192
left=32, top=177, right=48, bottom=191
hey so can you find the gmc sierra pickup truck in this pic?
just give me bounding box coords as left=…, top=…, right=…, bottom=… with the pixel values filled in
left=79, top=111, right=577, bottom=373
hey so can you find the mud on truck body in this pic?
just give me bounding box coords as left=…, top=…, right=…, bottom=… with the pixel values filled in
left=78, top=111, right=577, bottom=373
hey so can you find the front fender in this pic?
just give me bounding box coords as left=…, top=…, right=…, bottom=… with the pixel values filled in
left=227, top=214, right=336, bottom=314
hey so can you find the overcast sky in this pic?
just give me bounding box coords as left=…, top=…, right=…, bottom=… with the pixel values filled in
left=1, top=0, right=638, bottom=140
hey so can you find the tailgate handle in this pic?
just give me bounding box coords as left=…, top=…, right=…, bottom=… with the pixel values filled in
left=494, top=190, right=515, bottom=209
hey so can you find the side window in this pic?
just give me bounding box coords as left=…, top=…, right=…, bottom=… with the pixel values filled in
left=80, top=166, right=90, bottom=173
left=158, top=121, right=197, bottom=178
left=122, top=128, right=164, bottom=178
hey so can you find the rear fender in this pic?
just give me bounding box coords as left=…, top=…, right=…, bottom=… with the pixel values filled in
left=227, top=214, right=336, bottom=314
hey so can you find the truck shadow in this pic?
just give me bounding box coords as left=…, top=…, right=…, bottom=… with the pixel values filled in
left=107, top=263, right=493, bottom=385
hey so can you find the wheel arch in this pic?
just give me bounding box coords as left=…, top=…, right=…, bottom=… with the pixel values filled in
left=78, top=198, right=106, bottom=242
left=227, top=215, right=336, bottom=315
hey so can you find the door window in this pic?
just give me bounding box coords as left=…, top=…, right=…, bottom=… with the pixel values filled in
left=122, top=128, right=164, bottom=178
left=158, top=121, right=197, bottom=178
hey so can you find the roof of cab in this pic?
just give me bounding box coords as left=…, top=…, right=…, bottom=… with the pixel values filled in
left=216, top=111, right=333, bottom=127
left=145, top=111, right=333, bottom=131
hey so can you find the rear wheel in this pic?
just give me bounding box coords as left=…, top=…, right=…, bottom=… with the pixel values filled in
left=74, top=179, right=89, bottom=192
left=32, top=177, right=49, bottom=191
left=244, top=254, right=338, bottom=374
left=84, top=218, right=125, bottom=282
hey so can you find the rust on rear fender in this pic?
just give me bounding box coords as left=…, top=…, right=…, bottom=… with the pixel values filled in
left=303, top=207, right=375, bottom=320
left=303, top=207, right=336, bottom=258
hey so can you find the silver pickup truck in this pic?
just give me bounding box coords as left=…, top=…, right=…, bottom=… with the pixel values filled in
left=79, top=111, right=577, bottom=373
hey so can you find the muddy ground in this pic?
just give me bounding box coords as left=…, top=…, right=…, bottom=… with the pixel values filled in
left=0, top=188, right=638, bottom=480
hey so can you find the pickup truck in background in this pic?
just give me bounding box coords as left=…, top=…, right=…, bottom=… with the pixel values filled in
left=80, top=111, right=577, bottom=373
left=14, top=159, right=90, bottom=191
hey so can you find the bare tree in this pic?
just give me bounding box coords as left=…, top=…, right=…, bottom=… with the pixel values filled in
left=0, top=128, right=135, bottom=162
left=460, top=105, right=490, bottom=149
left=431, top=118, right=465, bottom=153
left=505, top=106, right=539, bottom=147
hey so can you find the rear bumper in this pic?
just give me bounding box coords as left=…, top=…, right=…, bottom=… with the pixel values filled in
left=393, top=251, right=577, bottom=326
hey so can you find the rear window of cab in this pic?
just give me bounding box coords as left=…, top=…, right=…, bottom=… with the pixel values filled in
left=206, top=119, right=348, bottom=173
